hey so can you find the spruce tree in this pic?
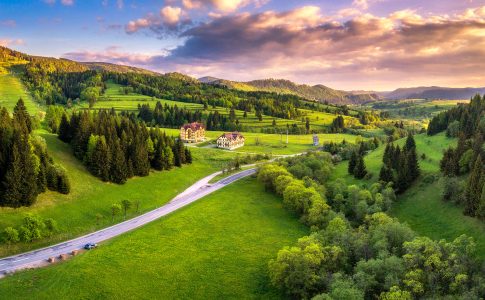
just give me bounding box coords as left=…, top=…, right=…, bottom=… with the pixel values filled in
left=353, top=154, right=367, bottom=179
left=406, top=144, right=420, bottom=181
left=404, top=133, right=416, bottom=152
left=348, top=151, right=357, bottom=175
left=13, top=98, right=32, bottom=134
left=110, top=140, right=128, bottom=184
left=185, top=147, right=192, bottom=164
left=58, top=113, right=72, bottom=142
left=379, top=165, right=394, bottom=183
left=163, top=146, right=174, bottom=170
left=464, top=155, right=483, bottom=216
left=396, top=152, right=409, bottom=193
left=3, top=134, right=38, bottom=207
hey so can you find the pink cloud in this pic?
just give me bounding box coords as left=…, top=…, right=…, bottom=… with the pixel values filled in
left=0, top=39, right=25, bottom=47
left=62, top=46, right=161, bottom=66
left=61, top=0, right=74, bottom=6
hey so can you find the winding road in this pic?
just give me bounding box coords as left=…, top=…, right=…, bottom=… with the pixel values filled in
left=0, top=168, right=257, bottom=276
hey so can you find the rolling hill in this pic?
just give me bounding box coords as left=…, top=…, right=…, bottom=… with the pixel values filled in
left=385, top=86, right=485, bottom=100
left=199, top=77, right=380, bottom=104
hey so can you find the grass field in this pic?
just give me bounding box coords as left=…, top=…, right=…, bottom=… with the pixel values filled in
left=369, top=99, right=470, bottom=122
left=0, top=131, right=237, bottom=257
left=330, top=132, right=454, bottom=185
left=160, top=127, right=366, bottom=155
left=0, top=72, right=40, bottom=114
left=84, top=82, right=352, bottom=132
left=392, top=180, right=485, bottom=259
left=0, top=178, right=307, bottom=299
left=330, top=132, right=485, bottom=259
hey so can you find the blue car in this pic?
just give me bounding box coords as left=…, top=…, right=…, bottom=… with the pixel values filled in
left=84, top=243, right=97, bottom=250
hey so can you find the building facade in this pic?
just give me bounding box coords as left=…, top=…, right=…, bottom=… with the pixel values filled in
left=180, top=122, right=205, bottom=143
left=216, top=132, right=245, bottom=150
left=313, top=134, right=319, bottom=146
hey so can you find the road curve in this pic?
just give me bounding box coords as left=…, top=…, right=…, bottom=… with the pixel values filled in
left=0, top=168, right=257, bottom=276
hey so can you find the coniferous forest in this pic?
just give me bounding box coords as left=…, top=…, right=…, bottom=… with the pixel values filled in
left=0, top=99, right=70, bottom=208
left=58, top=109, right=192, bottom=184
left=429, top=94, right=485, bottom=220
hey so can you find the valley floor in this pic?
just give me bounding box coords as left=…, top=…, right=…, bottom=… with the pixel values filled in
left=0, top=178, right=307, bottom=299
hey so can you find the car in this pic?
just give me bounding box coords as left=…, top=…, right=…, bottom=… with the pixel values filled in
left=84, top=243, right=97, bottom=250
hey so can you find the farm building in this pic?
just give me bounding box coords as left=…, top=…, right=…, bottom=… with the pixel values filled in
left=216, top=132, right=245, bottom=150
left=180, top=122, right=205, bottom=143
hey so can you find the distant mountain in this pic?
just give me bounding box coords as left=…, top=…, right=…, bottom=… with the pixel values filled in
left=199, top=77, right=380, bottom=104
left=385, top=86, right=485, bottom=100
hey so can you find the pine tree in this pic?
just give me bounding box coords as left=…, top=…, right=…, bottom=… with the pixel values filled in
left=91, top=137, right=111, bottom=181
left=464, top=155, right=483, bottom=216
left=110, top=139, right=128, bottom=184
left=353, top=154, right=367, bottom=179
left=163, top=146, right=174, bottom=170
left=383, top=143, right=392, bottom=167
left=406, top=146, right=420, bottom=181
left=58, top=113, right=72, bottom=143
left=13, top=98, right=32, bottom=134
left=404, top=133, right=416, bottom=152
left=396, top=152, right=409, bottom=193
left=185, top=147, right=192, bottom=164
left=173, top=139, right=186, bottom=167
left=379, top=165, right=394, bottom=183
left=2, top=134, right=38, bottom=207
left=348, top=151, right=357, bottom=175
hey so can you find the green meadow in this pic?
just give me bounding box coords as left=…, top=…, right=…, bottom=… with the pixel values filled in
left=0, top=131, right=237, bottom=258
left=330, top=132, right=485, bottom=259
left=0, top=72, right=40, bottom=114
left=83, top=82, right=351, bottom=132
left=0, top=178, right=307, bottom=299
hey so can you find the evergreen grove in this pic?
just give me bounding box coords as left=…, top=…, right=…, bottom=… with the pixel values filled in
left=0, top=99, right=70, bottom=208
left=57, top=109, right=192, bottom=184
left=379, top=134, right=420, bottom=193
left=430, top=94, right=485, bottom=220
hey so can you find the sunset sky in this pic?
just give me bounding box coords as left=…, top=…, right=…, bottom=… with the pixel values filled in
left=1, top=0, right=484, bottom=90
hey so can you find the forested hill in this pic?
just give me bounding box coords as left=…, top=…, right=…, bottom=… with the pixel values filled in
left=0, top=46, right=156, bottom=75
left=199, top=77, right=380, bottom=104
left=386, top=86, right=485, bottom=100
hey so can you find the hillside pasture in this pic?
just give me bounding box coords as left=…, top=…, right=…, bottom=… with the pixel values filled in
left=0, top=178, right=307, bottom=299
left=0, top=72, right=39, bottom=114
left=0, top=131, right=237, bottom=258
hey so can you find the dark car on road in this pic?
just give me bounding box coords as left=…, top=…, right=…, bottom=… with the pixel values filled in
left=84, top=243, right=97, bottom=250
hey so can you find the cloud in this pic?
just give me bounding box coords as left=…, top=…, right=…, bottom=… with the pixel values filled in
left=43, top=0, right=74, bottom=5
left=125, top=6, right=191, bottom=35
left=0, top=39, right=25, bottom=47
left=182, top=0, right=268, bottom=12
left=0, top=20, right=16, bottom=27
left=62, top=46, right=161, bottom=66
left=125, top=17, right=153, bottom=33
left=157, top=5, right=485, bottom=89
left=160, top=6, right=183, bottom=25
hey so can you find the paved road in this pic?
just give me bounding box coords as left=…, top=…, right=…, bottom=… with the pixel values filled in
left=0, top=168, right=257, bottom=276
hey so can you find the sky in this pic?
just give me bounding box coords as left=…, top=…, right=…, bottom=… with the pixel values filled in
left=1, top=0, right=485, bottom=91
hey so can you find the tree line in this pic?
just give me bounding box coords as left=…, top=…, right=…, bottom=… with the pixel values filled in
left=0, top=99, right=70, bottom=208
left=431, top=94, right=485, bottom=220
left=57, top=109, right=192, bottom=184
left=257, top=152, right=484, bottom=299
left=136, top=102, right=203, bottom=128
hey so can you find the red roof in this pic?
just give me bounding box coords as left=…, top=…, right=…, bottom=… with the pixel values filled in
left=181, top=122, right=204, bottom=130
left=219, top=132, right=244, bottom=141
